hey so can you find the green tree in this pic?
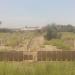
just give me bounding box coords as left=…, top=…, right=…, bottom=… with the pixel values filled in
left=44, top=24, right=61, bottom=40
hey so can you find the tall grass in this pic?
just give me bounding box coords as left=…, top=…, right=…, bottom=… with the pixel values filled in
left=0, top=61, right=75, bottom=75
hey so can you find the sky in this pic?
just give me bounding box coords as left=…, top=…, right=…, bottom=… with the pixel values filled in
left=0, top=0, right=75, bottom=28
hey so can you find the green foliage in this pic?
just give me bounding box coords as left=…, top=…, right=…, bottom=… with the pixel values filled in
left=42, top=24, right=75, bottom=32
left=44, top=24, right=61, bottom=40
left=45, top=39, right=72, bottom=50
left=43, top=24, right=75, bottom=40
left=0, top=62, right=75, bottom=75
left=0, top=31, right=34, bottom=44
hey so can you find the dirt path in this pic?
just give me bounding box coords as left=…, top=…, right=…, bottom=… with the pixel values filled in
left=26, top=35, right=60, bottom=51
left=28, top=36, right=45, bottom=51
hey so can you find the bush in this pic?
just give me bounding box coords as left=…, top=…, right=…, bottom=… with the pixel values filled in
left=44, top=25, right=61, bottom=40
left=44, top=39, right=72, bottom=50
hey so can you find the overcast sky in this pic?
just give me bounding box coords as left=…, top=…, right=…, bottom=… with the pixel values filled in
left=0, top=0, right=75, bottom=28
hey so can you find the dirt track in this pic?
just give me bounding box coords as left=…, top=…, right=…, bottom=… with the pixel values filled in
left=29, top=36, right=45, bottom=51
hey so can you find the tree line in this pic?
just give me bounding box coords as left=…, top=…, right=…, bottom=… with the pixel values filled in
left=42, top=23, right=75, bottom=40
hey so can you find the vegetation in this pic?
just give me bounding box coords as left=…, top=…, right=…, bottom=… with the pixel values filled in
left=44, top=39, right=72, bottom=50
left=0, top=25, right=75, bottom=75
left=43, top=24, right=75, bottom=40
left=0, top=30, right=43, bottom=51
left=43, top=24, right=61, bottom=40
left=42, top=24, right=75, bottom=50
left=61, top=32, right=75, bottom=40
left=42, top=24, right=75, bottom=33
left=0, top=62, right=75, bottom=75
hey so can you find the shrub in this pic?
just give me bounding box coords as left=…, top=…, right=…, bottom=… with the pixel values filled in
left=44, top=39, right=72, bottom=50
left=44, top=25, right=61, bottom=40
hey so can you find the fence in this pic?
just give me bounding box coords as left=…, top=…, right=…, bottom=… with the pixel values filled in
left=37, top=51, right=75, bottom=61
left=0, top=51, right=75, bottom=61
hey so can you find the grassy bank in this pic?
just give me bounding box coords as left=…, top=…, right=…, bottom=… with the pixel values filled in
left=0, top=61, right=75, bottom=75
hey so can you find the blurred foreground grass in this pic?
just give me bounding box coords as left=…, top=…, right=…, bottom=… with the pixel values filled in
left=0, top=61, right=75, bottom=75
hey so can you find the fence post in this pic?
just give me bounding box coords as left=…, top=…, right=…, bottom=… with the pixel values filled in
left=33, top=52, right=37, bottom=62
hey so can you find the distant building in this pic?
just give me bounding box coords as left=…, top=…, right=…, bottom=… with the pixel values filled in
left=20, top=26, right=40, bottom=30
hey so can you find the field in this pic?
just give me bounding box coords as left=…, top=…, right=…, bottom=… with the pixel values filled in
left=0, top=0, right=75, bottom=74
left=0, top=61, right=75, bottom=75
left=0, top=31, right=75, bottom=51
left=44, top=32, right=75, bottom=50
left=0, top=31, right=44, bottom=51
left=0, top=31, right=75, bottom=75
